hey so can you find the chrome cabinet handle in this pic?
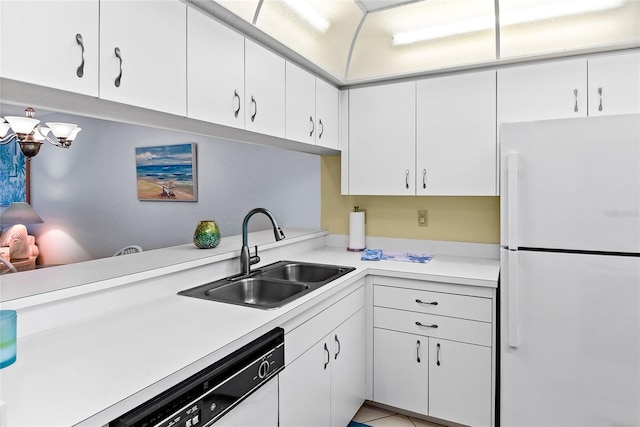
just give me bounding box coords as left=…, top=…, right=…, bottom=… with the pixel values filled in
left=405, top=169, right=410, bottom=189
left=234, top=90, right=241, bottom=118
left=416, top=340, right=421, bottom=363
left=310, top=116, right=315, bottom=137
left=114, top=47, right=123, bottom=87
left=415, top=321, right=438, bottom=328
left=422, top=169, right=426, bottom=189
left=436, top=342, right=441, bottom=366
left=416, top=299, right=438, bottom=306
left=318, top=119, right=324, bottom=139
left=323, top=342, right=330, bottom=370
left=75, top=33, right=85, bottom=78
left=598, top=87, right=603, bottom=111
left=334, top=334, right=341, bottom=360
left=250, top=96, right=257, bottom=122
left=573, top=88, right=578, bottom=112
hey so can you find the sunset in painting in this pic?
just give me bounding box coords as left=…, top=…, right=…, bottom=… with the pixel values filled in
left=135, top=143, right=197, bottom=201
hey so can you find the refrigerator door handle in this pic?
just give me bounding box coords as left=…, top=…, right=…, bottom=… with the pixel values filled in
left=508, top=249, right=520, bottom=348
left=507, top=153, right=519, bottom=250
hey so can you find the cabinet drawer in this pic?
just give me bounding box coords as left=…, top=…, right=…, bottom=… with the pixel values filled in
left=374, top=285, right=492, bottom=322
left=374, top=307, right=491, bottom=347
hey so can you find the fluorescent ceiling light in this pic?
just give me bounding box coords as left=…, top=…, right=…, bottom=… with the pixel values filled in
left=392, top=0, right=626, bottom=46
left=283, top=0, right=330, bottom=33
left=393, top=16, right=493, bottom=45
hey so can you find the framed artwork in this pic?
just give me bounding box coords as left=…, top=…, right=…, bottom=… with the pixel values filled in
left=135, top=143, right=197, bottom=201
left=0, top=141, right=28, bottom=206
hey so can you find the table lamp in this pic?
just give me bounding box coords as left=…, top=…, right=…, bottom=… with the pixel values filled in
left=0, top=202, right=44, bottom=260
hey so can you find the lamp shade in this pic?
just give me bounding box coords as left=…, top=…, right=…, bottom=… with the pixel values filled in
left=4, top=116, right=39, bottom=135
left=0, top=202, right=44, bottom=225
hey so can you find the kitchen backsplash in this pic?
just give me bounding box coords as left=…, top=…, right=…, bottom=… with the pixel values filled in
left=321, top=156, right=499, bottom=244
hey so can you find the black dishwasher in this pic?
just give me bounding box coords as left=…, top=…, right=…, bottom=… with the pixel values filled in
left=109, top=327, right=284, bottom=427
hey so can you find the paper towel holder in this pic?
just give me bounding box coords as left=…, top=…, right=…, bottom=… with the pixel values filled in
left=347, top=206, right=366, bottom=252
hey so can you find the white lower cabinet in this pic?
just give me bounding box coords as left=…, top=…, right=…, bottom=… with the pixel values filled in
left=279, top=337, right=331, bottom=426
left=428, top=338, right=492, bottom=426
left=279, top=285, right=365, bottom=427
left=373, top=278, right=495, bottom=427
left=374, top=328, right=428, bottom=415
left=330, top=309, right=366, bottom=427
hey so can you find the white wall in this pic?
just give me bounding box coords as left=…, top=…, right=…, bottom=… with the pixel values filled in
left=26, top=114, right=321, bottom=264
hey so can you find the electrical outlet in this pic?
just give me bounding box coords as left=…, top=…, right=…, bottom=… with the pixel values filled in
left=418, top=210, right=428, bottom=227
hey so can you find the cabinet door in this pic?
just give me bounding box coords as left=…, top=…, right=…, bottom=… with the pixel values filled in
left=286, top=62, right=316, bottom=144
left=245, top=40, right=285, bottom=138
left=497, top=58, right=587, bottom=124
left=417, top=71, right=496, bottom=196
left=429, top=339, right=492, bottom=427
left=373, top=328, right=428, bottom=415
left=99, top=0, right=186, bottom=116
left=316, top=79, right=340, bottom=150
left=349, top=82, right=416, bottom=195
left=588, top=52, right=640, bottom=116
left=0, top=0, right=99, bottom=96
left=331, top=309, right=366, bottom=427
left=279, top=338, right=331, bottom=427
left=187, top=7, right=245, bottom=129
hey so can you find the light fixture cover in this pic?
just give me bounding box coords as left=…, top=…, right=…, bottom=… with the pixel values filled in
left=0, top=122, right=11, bottom=138
left=67, top=127, right=82, bottom=141
left=3, top=116, right=39, bottom=135
left=46, top=122, right=78, bottom=139
left=0, top=202, right=44, bottom=225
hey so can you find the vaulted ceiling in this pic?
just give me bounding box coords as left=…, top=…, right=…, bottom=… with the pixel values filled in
left=192, top=0, right=640, bottom=86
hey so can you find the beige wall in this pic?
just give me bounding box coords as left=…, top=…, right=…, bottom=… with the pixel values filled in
left=321, top=156, right=500, bottom=244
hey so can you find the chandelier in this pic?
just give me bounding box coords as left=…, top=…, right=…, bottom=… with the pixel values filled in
left=0, top=107, right=81, bottom=158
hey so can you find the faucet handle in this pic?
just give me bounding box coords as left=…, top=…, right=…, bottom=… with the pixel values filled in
left=250, top=245, right=260, bottom=266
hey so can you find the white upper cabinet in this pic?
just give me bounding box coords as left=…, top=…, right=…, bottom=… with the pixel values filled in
left=99, top=0, right=186, bottom=116
left=285, top=62, right=340, bottom=149
left=349, top=81, right=416, bottom=195
left=315, top=79, right=340, bottom=150
left=588, top=51, right=640, bottom=116
left=497, top=58, right=588, bottom=124
left=286, top=62, right=317, bottom=144
left=417, top=71, right=497, bottom=196
left=245, top=39, right=286, bottom=138
left=187, top=7, right=245, bottom=129
left=0, top=0, right=99, bottom=96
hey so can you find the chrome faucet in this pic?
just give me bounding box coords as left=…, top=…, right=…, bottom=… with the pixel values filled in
left=240, top=208, right=285, bottom=276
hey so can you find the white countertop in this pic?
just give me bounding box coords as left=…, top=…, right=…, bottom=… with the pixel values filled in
left=0, top=230, right=499, bottom=427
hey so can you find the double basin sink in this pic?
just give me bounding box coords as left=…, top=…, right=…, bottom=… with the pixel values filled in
left=178, top=261, right=355, bottom=309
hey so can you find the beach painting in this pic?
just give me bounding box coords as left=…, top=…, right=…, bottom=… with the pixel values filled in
left=135, top=143, right=197, bottom=201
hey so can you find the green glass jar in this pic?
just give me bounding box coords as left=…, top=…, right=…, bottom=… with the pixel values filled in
left=193, top=220, right=221, bottom=249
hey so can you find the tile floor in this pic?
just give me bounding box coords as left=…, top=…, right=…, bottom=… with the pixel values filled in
left=352, top=404, right=445, bottom=427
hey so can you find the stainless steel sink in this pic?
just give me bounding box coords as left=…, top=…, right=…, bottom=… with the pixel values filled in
left=205, top=278, right=309, bottom=309
left=178, top=261, right=355, bottom=309
left=258, top=262, right=347, bottom=283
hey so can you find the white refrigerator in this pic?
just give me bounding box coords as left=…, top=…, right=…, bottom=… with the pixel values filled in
left=499, top=114, right=640, bottom=426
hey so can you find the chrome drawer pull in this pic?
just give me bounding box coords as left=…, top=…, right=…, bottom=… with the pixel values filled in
left=416, top=339, right=421, bottom=363
left=76, top=33, right=85, bottom=78
left=323, top=342, right=330, bottom=369
left=234, top=90, right=241, bottom=118
left=415, top=299, right=438, bottom=306
left=415, top=321, right=438, bottom=328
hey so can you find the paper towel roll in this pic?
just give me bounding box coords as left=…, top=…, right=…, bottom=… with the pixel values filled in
left=348, top=211, right=366, bottom=251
